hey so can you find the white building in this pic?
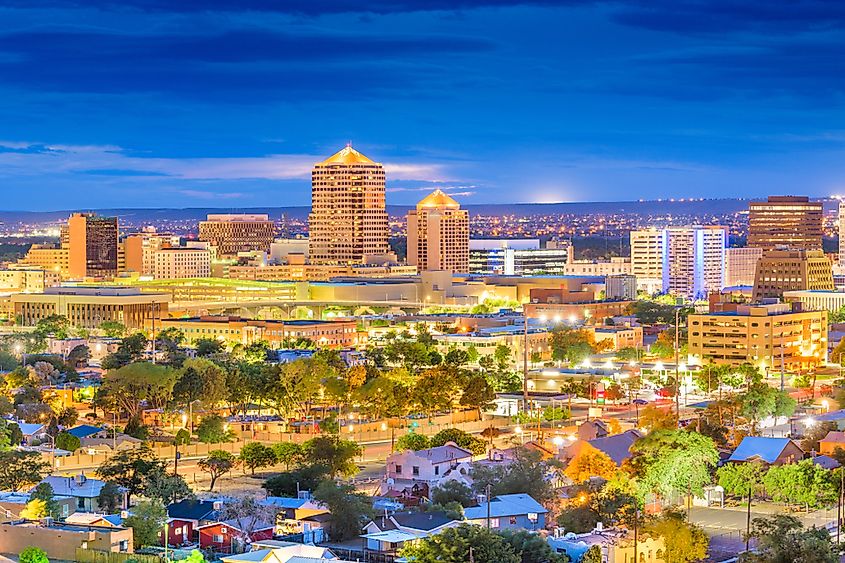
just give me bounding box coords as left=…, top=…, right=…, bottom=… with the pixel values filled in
left=724, top=247, right=763, bottom=288
left=153, top=248, right=212, bottom=279
left=629, top=228, right=665, bottom=294
left=840, top=201, right=845, bottom=268
left=468, top=239, right=568, bottom=275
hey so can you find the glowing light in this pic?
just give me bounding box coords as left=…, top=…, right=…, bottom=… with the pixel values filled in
left=655, top=361, right=664, bottom=371
left=822, top=400, right=830, bottom=412
left=515, top=426, right=523, bottom=434
left=380, top=422, right=388, bottom=431
left=552, top=436, right=564, bottom=446
left=629, top=361, right=637, bottom=367
left=582, top=359, right=592, bottom=368
left=603, top=360, right=613, bottom=370
left=678, top=363, right=686, bottom=371
left=569, top=315, right=577, bottom=324
left=539, top=314, right=547, bottom=323
left=553, top=315, right=562, bottom=324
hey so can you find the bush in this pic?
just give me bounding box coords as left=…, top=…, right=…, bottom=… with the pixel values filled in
left=20, top=547, right=49, bottom=563
left=263, top=465, right=330, bottom=497
left=55, top=431, right=81, bottom=452
left=174, top=428, right=191, bottom=446
left=429, top=428, right=486, bottom=455
left=196, top=415, right=233, bottom=444
left=395, top=432, right=430, bottom=451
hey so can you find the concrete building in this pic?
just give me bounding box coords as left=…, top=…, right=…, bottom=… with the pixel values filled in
left=153, top=247, right=212, bottom=279
left=748, top=195, right=823, bottom=251
left=308, top=145, right=390, bottom=265
left=407, top=189, right=469, bottom=273
left=587, top=325, right=643, bottom=351
left=629, top=228, right=665, bottom=294
left=0, top=520, right=133, bottom=560
left=687, top=301, right=828, bottom=370
left=67, top=213, right=119, bottom=279
left=752, top=249, right=834, bottom=300
left=123, top=228, right=181, bottom=275
left=605, top=274, right=637, bottom=300
left=469, top=239, right=568, bottom=275
left=198, top=214, right=275, bottom=257
left=18, top=244, right=70, bottom=278
left=784, top=290, right=845, bottom=312
left=725, top=247, right=763, bottom=288
left=228, top=262, right=416, bottom=282
left=840, top=201, right=845, bottom=268
left=270, top=238, right=310, bottom=263
left=433, top=324, right=552, bottom=366
left=12, top=286, right=169, bottom=330
left=0, top=268, right=61, bottom=294
left=158, top=315, right=360, bottom=348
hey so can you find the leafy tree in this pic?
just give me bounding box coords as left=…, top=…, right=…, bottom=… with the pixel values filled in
left=262, top=465, right=329, bottom=497
left=716, top=461, right=766, bottom=498
left=7, top=422, right=22, bottom=446
left=444, top=349, right=470, bottom=367
left=740, top=514, right=837, bottom=563
left=101, top=333, right=148, bottom=369
left=96, top=445, right=166, bottom=502
left=195, top=338, right=225, bottom=357
left=401, top=524, right=521, bottom=563
left=100, top=362, right=177, bottom=419
left=198, top=450, right=237, bottom=492
left=271, top=442, right=303, bottom=470
left=801, top=421, right=837, bottom=454
left=459, top=373, right=497, bottom=415
left=144, top=468, right=193, bottom=505
left=196, top=414, right=234, bottom=444
left=498, top=529, right=568, bottom=563
left=19, top=547, right=49, bottom=563
left=627, top=429, right=718, bottom=500
left=762, top=459, right=836, bottom=509
left=97, top=482, right=122, bottom=513
left=395, top=432, right=431, bottom=452
left=99, top=321, right=127, bottom=338
left=355, top=371, right=412, bottom=420
left=430, top=428, right=487, bottom=455
left=470, top=447, right=558, bottom=503
left=240, top=443, right=277, bottom=475
left=66, top=345, right=90, bottom=369
left=0, top=451, right=49, bottom=491
left=581, top=545, right=602, bottom=563
left=55, top=431, right=81, bottom=452
left=411, top=366, right=459, bottom=416
left=313, top=480, right=373, bottom=541
left=156, top=327, right=187, bottom=366
left=174, top=428, right=191, bottom=446
left=29, top=483, right=60, bottom=519
left=123, top=500, right=167, bottom=549
left=431, top=480, right=475, bottom=508
left=549, top=327, right=596, bottom=365
left=20, top=499, right=50, bottom=520
left=739, top=383, right=796, bottom=435
left=302, top=436, right=362, bottom=478
left=638, top=405, right=677, bottom=432
left=34, top=315, right=70, bottom=339
left=645, top=510, right=709, bottom=563
left=173, top=358, right=227, bottom=409
left=564, top=448, right=618, bottom=484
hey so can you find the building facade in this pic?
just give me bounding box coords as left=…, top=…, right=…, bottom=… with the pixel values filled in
left=67, top=213, right=119, bottom=279
left=407, top=189, right=469, bottom=273
left=153, top=248, right=212, bottom=279
left=748, top=196, right=823, bottom=251
left=605, top=274, right=637, bottom=301
left=198, top=214, right=275, bottom=257
left=724, top=247, right=763, bottom=288
left=687, top=302, right=828, bottom=370
left=0, top=268, right=61, bottom=293
left=629, top=228, right=665, bottom=294
left=123, top=229, right=182, bottom=275
left=18, top=244, right=70, bottom=278
left=158, top=316, right=360, bottom=348
left=308, top=145, right=390, bottom=264
left=752, top=249, right=834, bottom=300
left=468, top=239, right=568, bottom=275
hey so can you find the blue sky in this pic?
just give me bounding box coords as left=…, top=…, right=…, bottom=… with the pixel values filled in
left=2, top=1, right=845, bottom=209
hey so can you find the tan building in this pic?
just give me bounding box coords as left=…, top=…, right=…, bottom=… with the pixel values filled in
left=629, top=228, right=664, bottom=294
left=123, top=228, right=181, bottom=275
left=725, top=247, right=763, bottom=287
left=407, top=189, right=469, bottom=273
left=308, top=146, right=390, bottom=264
left=784, top=290, right=845, bottom=312
left=198, top=214, right=275, bottom=257
left=68, top=212, right=119, bottom=279
left=19, top=244, right=70, bottom=277
left=0, top=520, right=132, bottom=560
left=12, top=286, right=169, bottom=329
left=752, top=249, right=834, bottom=300
left=687, top=302, right=828, bottom=370
left=588, top=325, right=643, bottom=351
left=228, top=262, right=416, bottom=282
left=153, top=247, right=212, bottom=279
left=748, top=195, right=823, bottom=251
left=434, top=325, right=551, bottom=367
left=0, top=268, right=61, bottom=293
left=159, top=315, right=361, bottom=348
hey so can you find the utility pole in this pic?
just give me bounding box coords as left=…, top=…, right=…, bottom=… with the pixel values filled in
left=745, top=485, right=752, bottom=552
left=151, top=302, right=157, bottom=364
left=838, top=468, right=843, bottom=545
left=675, top=307, right=681, bottom=426
left=486, top=483, right=492, bottom=530
left=522, top=314, right=529, bottom=412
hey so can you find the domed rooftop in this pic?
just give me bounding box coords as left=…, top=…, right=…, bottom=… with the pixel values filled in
left=319, top=144, right=376, bottom=166
left=417, top=189, right=461, bottom=209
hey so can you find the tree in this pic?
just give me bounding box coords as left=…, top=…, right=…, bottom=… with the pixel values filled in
left=96, top=445, right=166, bottom=502
left=174, top=428, right=191, bottom=446
left=198, top=450, right=237, bottom=492
left=20, top=499, right=49, bottom=520
left=101, top=333, right=148, bottom=369
left=302, top=436, right=362, bottom=479
left=271, top=442, right=303, bottom=470
left=470, top=447, right=558, bottom=503
left=459, top=373, right=497, bottom=416
left=195, top=338, right=225, bottom=357
left=740, top=514, right=837, bottom=563
left=123, top=500, right=167, bottom=549
left=196, top=414, right=234, bottom=443
left=55, top=431, right=81, bottom=452
left=762, top=459, right=836, bottom=509
left=0, top=450, right=49, bottom=491
left=395, top=432, right=431, bottom=452
left=645, top=510, right=708, bottom=563
left=431, top=480, right=475, bottom=508
left=627, top=429, right=718, bottom=500
left=66, top=345, right=90, bottom=369
left=313, top=480, right=373, bottom=541
left=219, top=496, right=280, bottom=545
left=29, top=483, right=60, bottom=519
left=19, top=547, right=49, bottom=563
left=240, top=443, right=277, bottom=475
left=549, top=327, right=596, bottom=365
left=100, top=362, right=177, bottom=419
left=97, top=482, right=122, bottom=513
left=716, top=461, right=766, bottom=498
left=401, top=524, right=521, bottom=563
left=637, top=405, right=677, bottom=432
left=99, top=321, right=127, bottom=338
left=174, top=358, right=227, bottom=409
left=739, top=383, right=796, bottom=435
left=144, top=468, right=193, bottom=505
left=444, top=349, right=470, bottom=367
left=34, top=315, right=70, bottom=339
left=430, top=428, right=487, bottom=455
left=263, top=465, right=330, bottom=497
left=497, top=529, right=568, bottom=563
left=411, top=366, right=459, bottom=417
left=581, top=545, right=602, bottom=563
left=564, top=448, right=618, bottom=484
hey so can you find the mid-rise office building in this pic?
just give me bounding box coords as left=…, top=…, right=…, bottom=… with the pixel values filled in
left=407, top=189, right=469, bottom=273
left=468, top=239, right=568, bottom=275
left=840, top=200, right=845, bottom=267
left=0, top=268, right=61, bottom=294
left=67, top=213, right=119, bottom=279
left=18, top=244, right=70, bottom=278
left=629, top=228, right=665, bottom=294
left=123, top=228, right=182, bottom=275
left=724, top=247, right=763, bottom=288
left=752, top=248, right=834, bottom=300
left=198, top=214, right=275, bottom=257
left=748, top=196, right=823, bottom=251
left=308, top=145, right=390, bottom=265
left=153, top=248, right=212, bottom=279
left=606, top=274, right=637, bottom=300
left=687, top=302, right=827, bottom=370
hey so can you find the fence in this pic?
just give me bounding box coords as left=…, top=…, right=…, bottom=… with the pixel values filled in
left=75, top=549, right=161, bottom=563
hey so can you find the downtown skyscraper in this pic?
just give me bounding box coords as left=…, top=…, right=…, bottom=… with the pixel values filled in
left=407, top=189, right=469, bottom=273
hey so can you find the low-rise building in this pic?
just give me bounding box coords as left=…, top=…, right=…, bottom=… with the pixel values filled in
left=587, top=325, right=643, bottom=351
left=386, top=443, right=474, bottom=488
left=434, top=324, right=551, bottom=366
left=727, top=436, right=804, bottom=465
left=362, top=511, right=462, bottom=555
left=463, top=494, right=547, bottom=531
left=39, top=474, right=128, bottom=513
left=548, top=528, right=664, bottom=563
left=0, top=520, right=133, bottom=560
left=153, top=247, right=212, bottom=279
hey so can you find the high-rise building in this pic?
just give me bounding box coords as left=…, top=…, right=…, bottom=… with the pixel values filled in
left=468, top=239, right=569, bottom=275
left=724, top=247, right=763, bottom=288
left=748, top=196, right=823, bottom=251
left=123, top=228, right=181, bottom=275
left=198, top=214, right=275, bottom=257
left=407, top=189, right=469, bottom=273
left=629, top=228, right=665, bottom=294
left=67, top=213, right=119, bottom=279
left=308, top=145, right=390, bottom=265
left=752, top=249, right=834, bottom=300
left=839, top=200, right=845, bottom=267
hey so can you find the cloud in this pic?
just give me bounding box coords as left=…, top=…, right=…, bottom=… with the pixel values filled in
left=177, top=189, right=245, bottom=199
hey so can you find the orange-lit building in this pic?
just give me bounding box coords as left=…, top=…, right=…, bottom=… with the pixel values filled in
left=198, top=214, right=275, bottom=257
left=68, top=213, right=119, bottom=279
left=407, top=189, right=469, bottom=273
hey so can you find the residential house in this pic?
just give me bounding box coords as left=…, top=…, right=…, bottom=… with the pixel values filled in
left=220, top=540, right=353, bottom=562
left=819, top=431, right=845, bottom=456
left=79, top=434, right=142, bottom=454
left=0, top=491, right=75, bottom=520
left=562, top=430, right=643, bottom=468
left=548, top=527, right=664, bottom=563
left=362, top=511, right=462, bottom=555
left=385, top=443, right=474, bottom=487
left=66, top=425, right=104, bottom=440
left=463, top=494, right=547, bottom=531
left=728, top=437, right=804, bottom=465
left=577, top=420, right=609, bottom=442
left=17, top=422, right=47, bottom=445
left=65, top=512, right=123, bottom=527
left=164, top=499, right=221, bottom=546
left=198, top=517, right=275, bottom=553
left=39, top=474, right=127, bottom=513
left=0, top=520, right=133, bottom=561
left=262, top=494, right=329, bottom=541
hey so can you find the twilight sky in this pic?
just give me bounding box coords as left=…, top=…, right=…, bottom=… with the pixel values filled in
left=2, top=1, right=845, bottom=209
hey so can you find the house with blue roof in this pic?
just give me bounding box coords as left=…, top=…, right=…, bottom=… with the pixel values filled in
left=728, top=436, right=803, bottom=465
left=463, top=493, right=547, bottom=531
left=66, top=424, right=104, bottom=439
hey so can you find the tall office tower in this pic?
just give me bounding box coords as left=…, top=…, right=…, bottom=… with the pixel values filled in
left=724, top=247, right=764, bottom=287
left=662, top=226, right=726, bottom=300
left=123, top=228, right=181, bottom=275
left=67, top=213, right=119, bottom=279
left=309, top=145, right=389, bottom=265
left=198, top=214, right=275, bottom=257
left=752, top=249, right=834, bottom=300
left=839, top=201, right=845, bottom=267
left=629, top=228, right=666, bottom=295
left=748, top=196, right=823, bottom=251
left=407, top=189, right=469, bottom=273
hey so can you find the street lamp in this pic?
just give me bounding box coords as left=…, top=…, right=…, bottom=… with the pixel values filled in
left=515, top=426, right=523, bottom=444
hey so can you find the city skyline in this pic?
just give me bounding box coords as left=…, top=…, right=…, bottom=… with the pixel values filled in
left=3, top=2, right=845, bottom=209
